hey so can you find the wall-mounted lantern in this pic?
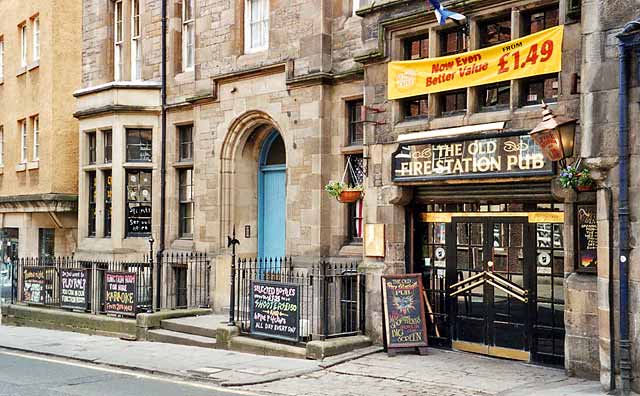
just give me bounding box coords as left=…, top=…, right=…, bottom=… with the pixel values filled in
left=529, top=102, right=577, bottom=168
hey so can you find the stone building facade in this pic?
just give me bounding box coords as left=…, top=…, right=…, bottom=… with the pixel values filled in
left=0, top=0, right=81, bottom=259
left=356, top=0, right=640, bottom=393
left=74, top=0, right=366, bottom=309
left=73, top=0, right=640, bottom=391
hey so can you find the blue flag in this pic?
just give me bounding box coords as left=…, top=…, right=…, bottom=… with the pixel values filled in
left=428, top=0, right=466, bottom=25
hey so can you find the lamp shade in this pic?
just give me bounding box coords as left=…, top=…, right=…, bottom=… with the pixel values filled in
left=529, top=102, right=577, bottom=162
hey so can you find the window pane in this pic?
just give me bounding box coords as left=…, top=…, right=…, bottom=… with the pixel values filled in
left=126, top=170, right=152, bottom=236
left=526, top=8, right=559, bottom=34
left=104, top=171, right=112, bottom=237
left=38, top=229, right=55, bottom=259
left=479, top=82, right=510, bottom=109
left=403, top=95, right=429, bottom=119
left=442, top=90, right=466, bottom=114
left=126, top=129, right=152, bottom=162
left=523, top=75, right=558, bottom=106
left=179, top=125, right=193, bottom=161
left=347, top=100, right=363, bottom=145
left=88, top=172, right=97, bottom=237
left=479, top=17, right=511, bottom=48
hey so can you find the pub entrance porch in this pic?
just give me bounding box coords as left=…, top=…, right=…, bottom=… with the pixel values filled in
left=410, top=203, right=566, bottom=366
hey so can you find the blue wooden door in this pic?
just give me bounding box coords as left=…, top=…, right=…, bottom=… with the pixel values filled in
left=258, top=131, right=287, bottom=260
left=259, top=166, right=286, bottom=258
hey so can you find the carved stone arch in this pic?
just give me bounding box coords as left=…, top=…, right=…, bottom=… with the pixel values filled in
left=218, top=110, right=285, bottom=250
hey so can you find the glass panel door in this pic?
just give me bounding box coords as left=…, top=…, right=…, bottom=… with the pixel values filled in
left=452, top=220, right=486, bottom=345
left=489, top=221, right=529, bottom=352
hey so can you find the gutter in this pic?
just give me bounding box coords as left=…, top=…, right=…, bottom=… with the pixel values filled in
left=616, top=19, right=640, bottom=395
left=157, top=0, right=168, bottom=310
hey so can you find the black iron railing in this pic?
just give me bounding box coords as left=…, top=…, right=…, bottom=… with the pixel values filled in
left=159, top=251, right=210, bottom=309
left=15, top=257, right=153, bottom=314
left=234, top=258, right=365, bottom=342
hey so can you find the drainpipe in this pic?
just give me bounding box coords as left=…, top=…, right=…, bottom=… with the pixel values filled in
left=157, top=0, right=168, bottom=310
left=617, top=23, right=637, bottom=394
left=606, top=186, right=616, bottom=392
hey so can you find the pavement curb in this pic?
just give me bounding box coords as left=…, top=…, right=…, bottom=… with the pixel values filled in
left=0, top=341, right=382, bottom=388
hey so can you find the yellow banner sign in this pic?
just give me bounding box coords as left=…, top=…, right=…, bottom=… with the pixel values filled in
left=388, top=25, right=564, bottom=99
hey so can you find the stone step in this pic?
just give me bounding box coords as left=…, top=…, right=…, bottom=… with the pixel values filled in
left=160, top=314, right=226, bottom=339
left=147, top=328, right=218, bottom=349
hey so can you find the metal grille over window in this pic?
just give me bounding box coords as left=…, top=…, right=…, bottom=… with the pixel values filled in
left=347, top=155, right=364, bottom=241
left=126, top=170, right=152, bottom=236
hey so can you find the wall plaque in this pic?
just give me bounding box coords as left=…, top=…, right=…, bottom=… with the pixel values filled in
left=391, top=131, right=554, bottom=183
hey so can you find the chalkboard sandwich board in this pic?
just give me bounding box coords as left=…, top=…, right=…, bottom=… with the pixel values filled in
left=104, top=271, right=137, bottom=316
left=61, top=269, right=90, bottom=311
left=381, top=274, right=429, bottom=356
left=250, top=280, right=300, bottom=342
left=23, top=266, right=46, bottom=305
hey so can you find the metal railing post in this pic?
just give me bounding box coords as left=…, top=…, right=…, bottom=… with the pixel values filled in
left=321, top=261, right=329, bottom=340
left=147, top=237, right=155, bottom=311
left=227, top=227, right=239, bottom=326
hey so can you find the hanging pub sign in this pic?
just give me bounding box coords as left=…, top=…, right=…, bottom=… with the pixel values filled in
left=23, top=267, right=46, bottom=305
left=388, top=25, right=563, bottom=99
left=381, top=274, right=428, bottom=356
left=250, top=280, right=300, bottom=342
left=60, top=269, right=90, bottom=311
left=104, top=271, right=137, bottom=316
left=392, top=131, right=554, bottom=183
left=576, top=204, right=597, bottom=272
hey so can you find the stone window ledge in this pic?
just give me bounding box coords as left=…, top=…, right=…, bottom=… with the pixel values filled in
left=16, top=67, right=27, bottom=77
left=27, top=60, right=39, bottom=71
left=173, top=160, right=193, bottom=169
left=341, top=145, right=363, bottom=155
left=0, top=78, right=4, bottom=85
left=338, top=243, right=363, bottom=257
left=27, top=160, right=39, bottom=170
left=15, top=163, right=26, bottom=172
left=0, top=166, right=4, bottom=175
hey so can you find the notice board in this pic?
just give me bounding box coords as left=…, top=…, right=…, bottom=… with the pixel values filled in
left=381, top=274, right=428, bottom=353
left=250, top=280, right=300, bottom=342
left=61, top=269, right=90, bottom=310
left=23, top=266, right=46, bottom=305
left=104, top=271, right=137, bottom=316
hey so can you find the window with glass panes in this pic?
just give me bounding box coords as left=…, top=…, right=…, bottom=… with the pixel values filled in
left=126, top=128, right=152, bottom=162
left=131, top=0, right=142, bottom=80
left=524, top=7, right=559, bottom=35
left=126, top=170, right=152, bottom=236
left=38, top=228, right=54, bottom=259
left=245, top=0, right=269, bottom=52
left=404, top=35, right=428, bottom=60
left=178, top=125, right=193, bottom=161
left=87, top=132, right=97, bottom=164
left=114, top=0, right=123, bottom=80
left=104, top=171, right=112, bottom=237
left=104, top=130, right=112, bottom=163
left=88, top=172, right=97, bottom=237
left=478, top=82, right=510, bottom=109
left=179, top=168, right=194, bottom=238
left=441, top=89, right=466, bottom=114
left=347, top=100, right=363, bottom=145
left=479, top=16, right=511, bottom=48
left=182, top=0, right=195, bottom=71
left=402, top=95, right=429, bottom=119
left=522, top=74, right=559, bottom=106
left=440, top=27, right=466, bottom=56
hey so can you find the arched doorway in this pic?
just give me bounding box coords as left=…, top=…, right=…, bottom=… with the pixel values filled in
left=258, top=130, right=286, bottom=258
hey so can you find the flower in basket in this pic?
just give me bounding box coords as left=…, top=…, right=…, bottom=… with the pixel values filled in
left=558, top=165, right=594, bottom=190
left=324, top=181, right=364, bottom=202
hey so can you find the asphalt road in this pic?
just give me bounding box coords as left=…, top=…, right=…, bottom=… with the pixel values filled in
left=0, top=350, right=260, bottom=396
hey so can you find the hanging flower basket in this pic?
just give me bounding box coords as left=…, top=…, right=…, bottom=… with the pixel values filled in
left=337, top=189, right=364, bottom=203
left=558, top=160, right=595, bottom=192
